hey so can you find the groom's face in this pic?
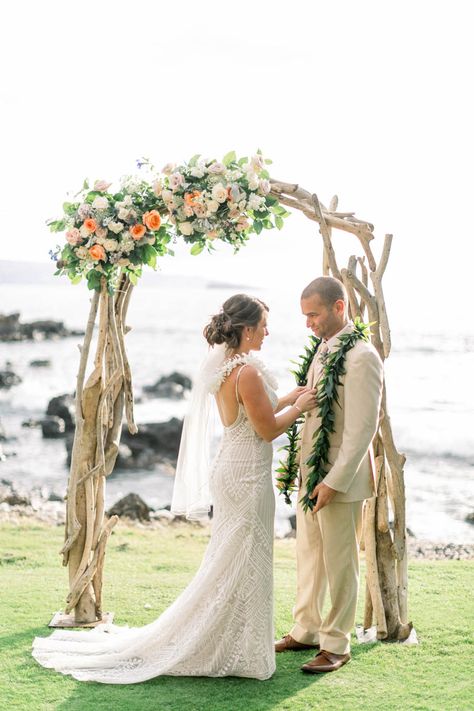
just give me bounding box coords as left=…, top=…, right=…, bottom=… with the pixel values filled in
left=301, top=294, right=344, bottom=341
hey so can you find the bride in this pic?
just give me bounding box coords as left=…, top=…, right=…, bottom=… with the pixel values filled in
left=32, top=293, right=316, bottom=683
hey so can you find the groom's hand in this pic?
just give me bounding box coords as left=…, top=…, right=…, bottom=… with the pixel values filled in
left=310, top=482, right=337, bottom=513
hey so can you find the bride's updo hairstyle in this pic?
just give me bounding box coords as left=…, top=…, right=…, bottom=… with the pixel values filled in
left=204, top=294, right=269, bottom=349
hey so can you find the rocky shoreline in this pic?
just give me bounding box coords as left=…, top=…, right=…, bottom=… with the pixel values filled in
left=1, top=480, right=473, bottom=560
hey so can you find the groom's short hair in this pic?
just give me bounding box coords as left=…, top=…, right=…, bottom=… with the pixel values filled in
left=301, top=276, right=347, bottom=306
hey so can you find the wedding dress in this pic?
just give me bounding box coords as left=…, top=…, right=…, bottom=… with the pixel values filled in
left=32, top=354, right=277, bottom=683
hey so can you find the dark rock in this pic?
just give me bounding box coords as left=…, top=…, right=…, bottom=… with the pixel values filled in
left=289, top=514, right=297, bottom=531
left=29, top=359, right=52, bottom=368
left=0, top=420, right=7, bottom=442
left=107, top=493, right=153, bottom=521
left=0, top=312, right=84, bottom=342
left=0, top=480, right=31, bottom=506
left=64, top=418, right=183, bottom=471
left=149, top=381, right=186, bottom=399
left=465, top=512, right=474, bottom=525
left=46, top=394, right=75, bottom=431
left=41, top=416, right=66, bottom=438
left=0, top=368, right=22, bottom=389
left=143, top=371, right=192, bottom=399
left=0, top=313, right=21, bottom=340
left=121, top=418, right=183, bottom=461
left=48, top=491, right=65, bottom=502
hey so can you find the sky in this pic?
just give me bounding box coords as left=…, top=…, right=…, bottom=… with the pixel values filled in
left=1, top=0, right=473, bottom=331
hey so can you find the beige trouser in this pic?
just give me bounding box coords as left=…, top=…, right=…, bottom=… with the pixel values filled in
left=290, top=499, right=363, bottom=655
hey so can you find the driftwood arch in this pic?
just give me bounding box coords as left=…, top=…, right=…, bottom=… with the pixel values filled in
left=57, top=174, right=410, bottom=642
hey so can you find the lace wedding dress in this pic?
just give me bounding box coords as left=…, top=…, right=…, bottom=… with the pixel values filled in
left=32, top=354, right=277, bottom=683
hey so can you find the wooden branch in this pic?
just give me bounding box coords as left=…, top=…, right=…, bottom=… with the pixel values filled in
left=375, top=454, right=390, bottom=534
left=312, top=194, right=342, bottom=280
left=342, top=263, right=384, bottom=357
left=270, top=187, right=375, bottom=240
left=364, top=497, right=388, bottom=639
left=70, top=471, right=95, bottom=591
left=397, top=551, right=409, bottom=625
left=65, top=516, right=118, bottom=614
left=380, top=384, right=407, bottom=561
left=364, top=578, right=373, bottom=630
left=341, top=256, right=361, bottom=320
left=75, top=293, right=99, bottom=422
left=370, top=234, right=393, bottom=357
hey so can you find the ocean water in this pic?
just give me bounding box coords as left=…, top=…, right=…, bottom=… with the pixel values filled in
left=1, top=277, right=473, bottom=542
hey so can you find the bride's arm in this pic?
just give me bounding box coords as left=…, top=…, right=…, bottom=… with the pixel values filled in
left=238, top=367, right=316, bottom=442
left=275, top=386, right=310, bottom=413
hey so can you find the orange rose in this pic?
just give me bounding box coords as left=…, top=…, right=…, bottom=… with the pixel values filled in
left=143, top=210, right=162, bottom=231
left=130, top=224, right=146, bottom=240
left=84, top=218, right=97, bottom=233
left=89, top=244, right=106, bottom=261
left=184, top=191, right=201, bottom=207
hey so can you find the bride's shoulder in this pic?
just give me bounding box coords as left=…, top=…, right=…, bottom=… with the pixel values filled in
left=209, top=354, right=277, bottom=394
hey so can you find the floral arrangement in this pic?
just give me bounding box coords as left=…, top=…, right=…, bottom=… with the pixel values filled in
left=48, top=152, right=290, bottom=291
left=153, top=150, right=289, bottom=254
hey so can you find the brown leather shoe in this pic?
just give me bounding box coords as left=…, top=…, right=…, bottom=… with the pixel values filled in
left=301, top=649, right=351, bottom=673
left=275, top=634, right=319, bottom=653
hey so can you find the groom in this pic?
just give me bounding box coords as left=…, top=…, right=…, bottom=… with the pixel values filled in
left=276, top=276, right=383, bottom=673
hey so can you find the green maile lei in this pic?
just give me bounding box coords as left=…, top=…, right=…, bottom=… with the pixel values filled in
left=276, top=319, right=371, bottom=511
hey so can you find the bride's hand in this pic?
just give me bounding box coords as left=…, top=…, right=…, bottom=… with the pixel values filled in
left=295, top=389, right=317, bottom=413
left=286, top=386, right=310, bottom=406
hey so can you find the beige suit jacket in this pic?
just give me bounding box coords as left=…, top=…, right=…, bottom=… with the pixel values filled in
left=299, top=325, right=384, bottom=503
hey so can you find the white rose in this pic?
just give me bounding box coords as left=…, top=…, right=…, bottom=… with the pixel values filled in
left=118, top=207, right=132, bottom=220
left=259, top=179, right=271, bottom=195
left=190, top=164, right=205, bottom=178
left=206, top=199, right=219, bottom=213
left=208, top=162, right=225, bottom=174
left=183, top=205, right=194, bottom=217
left=247, top=174, right=259, bottom=191
left=108, top=221, right=124, bottom=234
left=169, top=172, right=185, bottom=191
left=178, top=222, right=194, bottom=235
left=161, top=189, right=173, bottom=203
left=104, top=238, right=119, bottom=252
left=95, top=236, right=105, bottom=245
left=80, top=224, right=91, bottom=238
left=211, top=183, right=228, bottom=203
left=123, top=195, right=132, bottom=206
left=228, top=207, right=240, bottom=219
left=248, top=194, right=265, bottom=211
left=92, top=196, right=109, bottom=210
left=152, top=180, right=163, bottom=197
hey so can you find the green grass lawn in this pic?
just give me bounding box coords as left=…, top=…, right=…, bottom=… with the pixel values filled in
left=1, top=521, right=473, bottom=711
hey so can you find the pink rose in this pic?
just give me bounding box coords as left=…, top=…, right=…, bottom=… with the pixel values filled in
left=66, top=228, right=82, bottom=245
left=93, top=180, right=112, bottom=192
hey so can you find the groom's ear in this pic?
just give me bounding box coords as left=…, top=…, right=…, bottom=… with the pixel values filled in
left=333, top=299, right=346, bottom=315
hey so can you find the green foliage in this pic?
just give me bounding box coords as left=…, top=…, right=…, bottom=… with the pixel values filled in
left=222, top=150, right=237, bottom=166
left=276, top=335, right=320, bottom=504
left=190, top=242, right=205, bottom=256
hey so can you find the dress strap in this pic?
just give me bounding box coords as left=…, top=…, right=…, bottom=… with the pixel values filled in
left=235, top=364, right=249, bottom=403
